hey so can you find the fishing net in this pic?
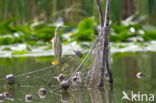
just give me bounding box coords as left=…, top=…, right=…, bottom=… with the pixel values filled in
left=0, top=37, right=99, bottom=89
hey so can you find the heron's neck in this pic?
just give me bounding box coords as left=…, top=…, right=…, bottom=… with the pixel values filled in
left=55, top=28, right=60, bottom=34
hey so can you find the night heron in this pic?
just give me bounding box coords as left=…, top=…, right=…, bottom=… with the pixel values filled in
left=136, top=72, right=149, bottom=78
left=52, top=26, right=68, bottom=63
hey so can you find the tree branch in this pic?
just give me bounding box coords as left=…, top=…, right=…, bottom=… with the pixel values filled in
left=95, top=0, right=104, bottom=27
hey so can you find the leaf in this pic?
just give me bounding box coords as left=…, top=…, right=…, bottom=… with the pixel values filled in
left=78, top=17, right=95, bottom=32
left=12, top=50, right=30, bottom=55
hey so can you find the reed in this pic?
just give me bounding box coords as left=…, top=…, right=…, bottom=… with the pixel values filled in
left=0, top=0, right=155, bottom=24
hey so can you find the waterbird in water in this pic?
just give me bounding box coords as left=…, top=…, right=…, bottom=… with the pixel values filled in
left=52, top=26, right=68, bottom=63
left=136, top=72, right=150, bottom=79
left=6, top=74, right=15, bottom=85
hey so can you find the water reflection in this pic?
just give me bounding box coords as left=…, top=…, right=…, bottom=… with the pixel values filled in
left=53, top=91, right=70, bottom=103
left=0, top=52, right=156, bottom=102
left=89, top=86, right=113, bottom=103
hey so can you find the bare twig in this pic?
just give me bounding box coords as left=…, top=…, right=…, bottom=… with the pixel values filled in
left=102, top=0, right=113, bottom=84
left=95, top=0, right=104, bottom=27
left=104, top=0, right=113, bottom=84
left=104, top=0, right=111, bottom=27
left=92, top=0, right=113, bottom=87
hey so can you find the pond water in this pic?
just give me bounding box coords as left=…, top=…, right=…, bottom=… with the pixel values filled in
left=0, top=52, right=156, bottom=103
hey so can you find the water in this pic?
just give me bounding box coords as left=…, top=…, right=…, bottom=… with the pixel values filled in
left=0, top=52, right=156, bottom=103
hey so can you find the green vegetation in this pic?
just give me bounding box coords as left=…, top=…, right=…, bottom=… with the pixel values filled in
left=0, top=0, right=156, bottom=55
left=0, top=0, right=156, bottom=25
left=0, top=17, right=156, bottom=46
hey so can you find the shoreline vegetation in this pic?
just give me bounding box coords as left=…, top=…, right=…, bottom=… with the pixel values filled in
left=0, top=17, right=156, bottom=57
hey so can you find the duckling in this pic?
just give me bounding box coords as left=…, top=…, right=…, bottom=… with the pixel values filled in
left=0, top=93, right=5, bottom=102
left=6, top=74, right=15, bottom=85
left=25, top=94, right=32, bottom=102
left=60, top=80, right=70, bottom=91
left=136, top=72, right=150, bottom=79
left=38, top=88, right=47, bottom=99
left=74, top=50, right=83, bottom=58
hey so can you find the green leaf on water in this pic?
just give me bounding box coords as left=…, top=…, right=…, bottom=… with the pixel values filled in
left=12, top=50, right=31, bottom=55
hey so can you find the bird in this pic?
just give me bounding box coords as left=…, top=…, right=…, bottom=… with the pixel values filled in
left=74, top=50, right=83, bottom=58
left=52, top=26, right=68, bottom=63
left=38, top=88, right=47, bottom=99
left=136, top=72, right=150, bottom=79
left=5, top=74, right=15, bottom=85
left=25, top=94, right=32, bottom=102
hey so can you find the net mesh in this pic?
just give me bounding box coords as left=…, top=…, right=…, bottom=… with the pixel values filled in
left=0, top=40, right=97, bottom=88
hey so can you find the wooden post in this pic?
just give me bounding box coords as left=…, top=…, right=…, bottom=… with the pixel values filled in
left=88, top=0, right=113, bottom=87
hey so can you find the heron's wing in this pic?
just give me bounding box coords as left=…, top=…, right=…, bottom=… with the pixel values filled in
left=53, top=37, right=62, bottom=62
